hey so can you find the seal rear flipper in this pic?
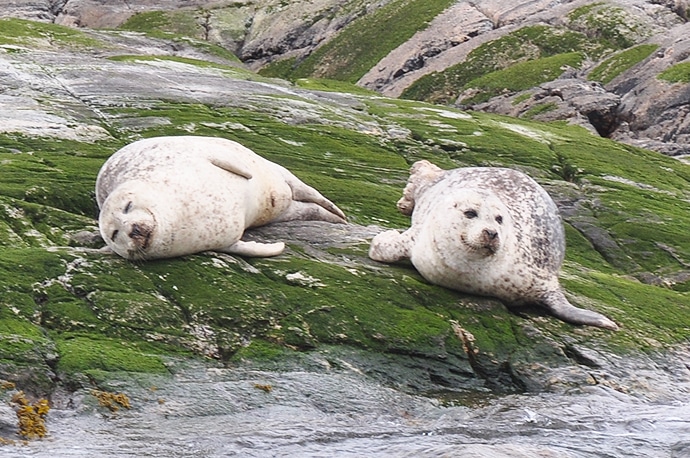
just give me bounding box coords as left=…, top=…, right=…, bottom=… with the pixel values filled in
left=219, top=240, right=285, bottom=257
left=210, top=157, right=253, bottom=180
left=540, top=290, right=619, bottom=330
left=273, top=164, right=346, bottom=222
left=273, top=201, right=346, bottom=224
left=291, top=183, right=346, bottom=222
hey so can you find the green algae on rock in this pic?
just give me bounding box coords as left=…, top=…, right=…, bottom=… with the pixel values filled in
left=0, top=18, right=690, bottom=401
left=588, top=44, right=659, bottom=84
left=260, top=0, right=456, bottom=83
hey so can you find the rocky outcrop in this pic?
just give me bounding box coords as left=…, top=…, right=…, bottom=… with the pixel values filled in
left=608, top=27, right=690, bottom=155
left=359, top=2, right=495, bottom=94
left=0, top=0, right=60, bottom=21
left=4, top=0, right=391, bottom=70
left=473, top=22, right=690, bottom=155
left=356, top=0, right=690, bottom=154
left=474, top=78, right=623, bottom=137
left=1, top=11, right=690, bottom=453
left=236, top=0, right=379, bottom=66
left=2, top=13, right=690, bottom=396
left=3, top=0, right=690, bottom=156
left=359, top=0, right=685, bottom=96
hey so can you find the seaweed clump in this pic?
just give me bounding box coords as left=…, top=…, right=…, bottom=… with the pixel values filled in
left=91, top=389, right=132, bottom=412
left=11, top=391, right=50, bottom=439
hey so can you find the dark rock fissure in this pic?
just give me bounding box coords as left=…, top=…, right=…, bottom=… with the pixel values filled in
left=49, top=0, right=68, bottom=17
left=586, top=110, right=620, bottom=138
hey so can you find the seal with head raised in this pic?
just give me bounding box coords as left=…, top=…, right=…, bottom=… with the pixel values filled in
left=369, top=160, right=618, bottom=330
left=96, top=135, right=346, bottom=261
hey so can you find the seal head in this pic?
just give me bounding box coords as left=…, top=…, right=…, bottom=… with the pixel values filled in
left=98, top=182, right=166, bottom=260
left=438, top=189, right=508, bottom=259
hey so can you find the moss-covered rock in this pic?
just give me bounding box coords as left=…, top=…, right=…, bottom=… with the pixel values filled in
left=259, top=0, right=455, bottom=83
left=0, top=18, right=689, bottom=403
left=402, top=25, right=599, bottom=104
left=588, top=44, right=659, bottom=84
left=658, top=62, right=690, bottom=83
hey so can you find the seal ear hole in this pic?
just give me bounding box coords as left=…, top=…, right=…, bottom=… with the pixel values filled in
left=496, top=215, right=503, bottom=224
left=111, top=229, right=119, bottom=241
left=124, top=201, right=132, bottom=214
left=464, top=209, right=478, bottom=219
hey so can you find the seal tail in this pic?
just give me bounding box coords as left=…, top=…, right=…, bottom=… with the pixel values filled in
left=275, top=165, right=346, bottom=222
left=289, top=181, right=346, bottom=222
left=540, top=290, right=619, bottom=330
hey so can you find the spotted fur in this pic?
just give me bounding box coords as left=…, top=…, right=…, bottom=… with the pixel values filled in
left=97, top=136, right=346, bottom=260
left=369, top=160, right=617, bottom=330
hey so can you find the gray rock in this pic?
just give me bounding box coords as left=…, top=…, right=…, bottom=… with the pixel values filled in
left=0, top=0, right=57, bottom=21
left=477, top=78, right=623, bottom=136
left=608, top=23, right=690, bottom=155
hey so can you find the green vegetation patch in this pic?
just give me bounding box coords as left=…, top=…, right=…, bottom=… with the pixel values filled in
left=294, top=78, right=378, bottom=95
left=0, top=18, right=104, bottom=49
left=0, top=135, right=115, bottom=217
left=658, top=62, right=690, bottom=83
left=403, top=25, right=602, bottom=104
left=567, top=3, right=649, bottom=50
left=0, top=308, right=53, bottom=364
left=231, top=339, right=287, bottom=361
left=522, top=102, right=558, bottom=119
left=55, top=335, right=170, bottom=374
left=118, top=10, right=201, bottom=40
left=563, top=271, right=690, bottom=348
left=588, top=44, right=659, bottom=84
left=117, top=10, right=240, bottom=62
left=460, top=52, right=585, bottom=105
left=260, top=0, right=455, bottom=82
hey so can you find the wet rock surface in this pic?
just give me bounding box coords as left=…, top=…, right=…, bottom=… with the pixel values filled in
left=0, top=9, right=689, bottom=455
left=2, top=348, right=690, bottom=457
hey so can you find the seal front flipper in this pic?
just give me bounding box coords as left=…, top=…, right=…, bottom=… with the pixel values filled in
left=540, top=290, right=619, bottom=330
left=369, top=229, right=412, bottom=263
left=210, top=157, right=253, bottom=180
left=219, top=240, right=285, bottom=257
left=397, top=160, right=445, bottom=216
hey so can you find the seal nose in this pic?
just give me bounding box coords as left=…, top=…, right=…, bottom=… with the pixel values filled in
left=483, top=229, right=498, bottom=240
left=129, top=223, right=153, bottom=250
left=129, top=224, right=147, bottom=238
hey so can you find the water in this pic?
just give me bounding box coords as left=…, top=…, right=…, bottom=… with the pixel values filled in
left=2, top=356, right=688, bottom=458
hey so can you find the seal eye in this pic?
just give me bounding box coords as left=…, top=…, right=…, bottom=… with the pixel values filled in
left=111, top=229, right=119, bottom=241
left=496, top=215, right=503, bottom=224
left=124, top=201, right=132, bottom=214
left=464, top=210, right=478, bottom=219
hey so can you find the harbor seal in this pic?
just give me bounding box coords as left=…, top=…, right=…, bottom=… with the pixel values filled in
left=369, top=160, right=618, bottom=330
left=96, top=136, right=346, bottom=260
